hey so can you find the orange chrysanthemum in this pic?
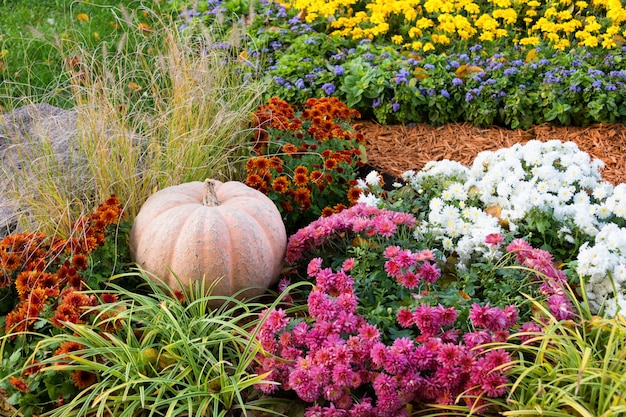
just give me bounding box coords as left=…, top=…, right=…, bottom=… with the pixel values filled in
left=5, top=307, right=27, bottom=334
left=55, top=341, right=86, bottom=358
left=0, top=270, right=11, bottom=288
left=1, top=252, right=21, bottom=271
left=245, top=173, right=265, bottom=189
left=293, top=188, right=311, bottom=205
left=15, top=270, right=41, bottom=298
left=9, top=376, right=29, bottom=393
left=272, top=177, right=290, bottom=194
left=347, top=187, right=364, bottom=205
left=71, top=370, right=97, bottom=389
left=294, top=165, right=309, bottom=176
left=281, top=200, right=293, bottom=213
left=293, top=173, right=309, bottom=187
left=310, top=170, right=324, bottom=184
left=25, top=287, right=48, bottom=314
left=101, top=293, right=118, bottom=304
left=269, top=157, right=283, bottom=171
left=282, top=143, right=298, bottom=155
left=321, top=207, right=336, bottom=217
left=324, top=158, right=338, bottom=170
left=72, top=253, right=88, bottom=270
left=254, top=157, right=271, bottom=173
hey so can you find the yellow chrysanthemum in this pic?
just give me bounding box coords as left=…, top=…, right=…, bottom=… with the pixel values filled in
left=546, top=32, right=560, bottom=42
left=495, top=28, right=509, bottom=38
left=391, top=35, right=404, bottom=44
left=432, top=33, right=451, bottom=44
left=416, top=17, right=435, bottom=29
left=480, top=31, right=496, bottom=41
left=520, top=36, right=541, bottom=45
left=464, top=2, right=480, bottom=14
left=557, top=10, right=573, bottom=21
left=544, top=7, right=558, bottom=19
left=493, top=8, right=518, bottom=24
left=491, top=0, right=511, bottom=8
left=555, top=38, right=571, bottom=50
left=581, top=35, right=599, bottom=47
left=408, top=27, right=423, bottom=38
left=475, top=14, right=499, bottom=31
left=601, top=35, right=617, bottom=48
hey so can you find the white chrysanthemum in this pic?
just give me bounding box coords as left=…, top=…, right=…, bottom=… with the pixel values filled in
left=448, top=182, right=468, bottom=201
left=592, top=183, right=613, bottom=200
left=595, top=203, right=612, bottom=220
left=577, top=224, right=626, bottom=316
left=365, top=170, right=382, bottom=186
left=603, top=295, right=626, bottom=319
left=357, top=192, right=381, bottom=207
left=557, top=185, right=575, bottom=203
left=573, top=191, right=590, bottom=206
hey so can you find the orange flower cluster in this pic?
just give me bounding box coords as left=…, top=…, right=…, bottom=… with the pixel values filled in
left=246, top=97, right=365, bottom=232
left=251, top=96, right=363, bottom=151
left=1, top=195, right=124, bottom=335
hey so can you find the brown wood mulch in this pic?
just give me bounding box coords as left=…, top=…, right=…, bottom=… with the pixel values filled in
left=356, top=121, right=626, bottom=186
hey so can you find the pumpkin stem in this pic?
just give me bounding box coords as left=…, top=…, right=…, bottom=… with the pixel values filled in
left=203, top=179, right=220, bottom=207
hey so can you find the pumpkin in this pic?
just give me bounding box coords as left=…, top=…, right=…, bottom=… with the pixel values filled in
left=129, top=179, right=287, bottom=302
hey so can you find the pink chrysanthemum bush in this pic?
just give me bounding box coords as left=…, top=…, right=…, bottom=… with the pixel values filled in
left=254, top=259, right=516, bottom=416
left=253, top=203, right=579, bottom=415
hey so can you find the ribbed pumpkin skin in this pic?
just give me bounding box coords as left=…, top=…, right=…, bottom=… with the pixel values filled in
left=129, top=180, right=287, bottom=301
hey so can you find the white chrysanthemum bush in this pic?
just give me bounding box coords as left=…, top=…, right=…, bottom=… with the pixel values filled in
left=359, top=140, right=626, bottom=318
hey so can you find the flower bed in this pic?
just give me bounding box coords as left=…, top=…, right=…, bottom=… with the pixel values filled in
left=172, top=0, right=626, bottom=127
left=1, top=0, right=625, bottom=415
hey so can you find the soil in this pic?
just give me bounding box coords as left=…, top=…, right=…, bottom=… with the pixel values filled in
left=356, top=121, right=626, bottom=186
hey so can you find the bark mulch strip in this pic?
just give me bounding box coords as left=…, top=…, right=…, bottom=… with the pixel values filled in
left=356, top=121, right=626, bottom=186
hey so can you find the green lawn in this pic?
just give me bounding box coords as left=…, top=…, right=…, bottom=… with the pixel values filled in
left=0, top=0, right=165, bottom=110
